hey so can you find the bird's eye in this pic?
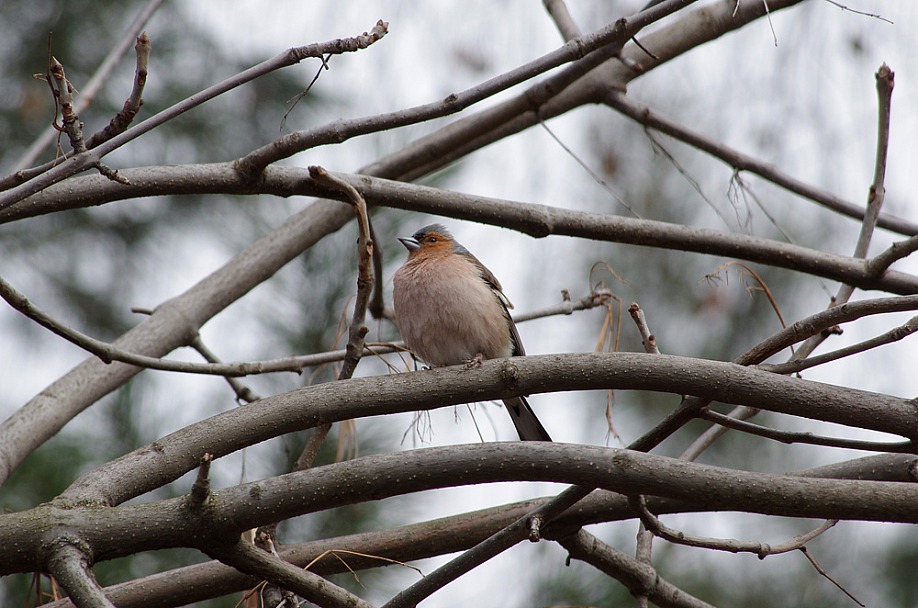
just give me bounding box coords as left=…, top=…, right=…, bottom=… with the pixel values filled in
left=427, top=237, right=437, bottom=243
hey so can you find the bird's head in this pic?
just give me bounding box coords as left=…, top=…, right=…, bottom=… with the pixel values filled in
left=398, top=224, right=466, bottom=257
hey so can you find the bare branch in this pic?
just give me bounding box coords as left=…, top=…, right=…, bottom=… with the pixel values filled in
left=867, top=234, right=918, bottom=276
left=49, top=57, right=87, bottom=155
left=207, top=539, right=373, bottom=608
left=604, top=91, right=917, bottom=237
left=189, top=453, right=214, bottom=507
left=699, top=407, right=918, bottom=453
left=13, top=0, right=165, bottom=170
left=329, top=171, right=918, bottom=294
left=0, top=21, right=391, bottom=207
left=34, top=451, right=915, bottom=608
left=560, top=528, right=716, bottom=608
left=381, top=484, right=592, bottom=608
left=760, top=315, right=918, bottom=375
left=10, top=444, right=918, bottom=577
left=85, top=31, right=152, bottom=149
left=633, top=495, right=838, bottom=558
left=630, top=301, right=660, bottom=354
left=794, top=63, right=896, bottom=361
left=543, top=0, right=583, bottom=40
left=799, top=546, right=866, bottom=607
left=45, top=542, right=116, bottom=608
left=237, top=0, right=698, bottom=179
left=51, top=352, right=918, bottom=508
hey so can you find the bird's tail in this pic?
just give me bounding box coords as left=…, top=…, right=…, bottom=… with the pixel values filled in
left=503, top=396, right=551, bottom=441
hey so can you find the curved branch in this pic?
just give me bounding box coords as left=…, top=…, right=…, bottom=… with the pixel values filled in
left=8, top=442, right=918, bottom=578
left=10, top=166, right=918, bottom=294
left=53, top=352, right=918, bottom=507
left=33, top=451, right=917, bottom=608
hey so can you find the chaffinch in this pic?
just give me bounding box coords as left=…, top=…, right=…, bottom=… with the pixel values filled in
left=392, top=224, right=551, bottom=441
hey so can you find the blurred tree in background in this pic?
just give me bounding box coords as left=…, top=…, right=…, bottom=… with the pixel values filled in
left=1, top=2, right=917, bottom=607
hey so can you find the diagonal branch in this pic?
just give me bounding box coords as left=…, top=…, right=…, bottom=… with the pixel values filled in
left=31, top=452, right=918, bottom=608
left=794, top=62, right=896, bottom=361
left=381, top=484, right=591, bottom=608
left=604, top=91, right=917, bottom=236
left=207, top=539, right=373, bottom=608
left=560, top=528, right=715, bottom=608
left=45, top=542, right=116, bottom=608
left=760, top=314, right=918, bottom=375
left=0, top=20, right=390, bottom=208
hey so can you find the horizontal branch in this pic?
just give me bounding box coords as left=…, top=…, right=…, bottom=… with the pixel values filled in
left=0, top=270, right=605, bottom=377
left=8, top=165, right=918, bottom=294
left=55, top=352, right=918, bottom=507
left=31, top=452, right=918, bottom=607
left=7, top=442, right=918, bottom=577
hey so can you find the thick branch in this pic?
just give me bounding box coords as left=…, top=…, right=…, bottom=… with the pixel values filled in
left=8, top=443, right=918, bottom=577
left=45, top=542, right=115, bottom=608
left=32, top=452, right=917, bottom=608
left=52, top=352, right=918, bottom=507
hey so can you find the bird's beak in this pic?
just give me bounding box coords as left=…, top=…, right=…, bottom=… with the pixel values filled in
left=398, top=236, right=420, bottom=251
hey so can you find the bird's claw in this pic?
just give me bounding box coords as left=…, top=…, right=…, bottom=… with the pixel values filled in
left=464, top=353, right=484, bottom=369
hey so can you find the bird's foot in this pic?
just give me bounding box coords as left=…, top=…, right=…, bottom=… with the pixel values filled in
left=464, top=353, right=484, bottom=369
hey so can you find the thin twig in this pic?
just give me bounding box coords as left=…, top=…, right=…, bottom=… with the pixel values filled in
left=85, top=32, right=152, bottom=149
left=799, top=546, right=866, bottom=607
left=189, top=453, right=214, bottom=506
left=699, top=407, right=918, bottom=453
left=631, top=495, right=837, bottom=558
left=603, top=91, right=918, bottom=237
left=822, top=0, right=893, bottom=24
left=49, top=57, right=87, bottom=155
left=188, top=335, right=262, bottom=403
left=540, top=120, right=640, bottom=218
left=761, top=315, right=918, bottom=375
left=867, top=234, right=918, bottom=276
left=0, top=21, right=391, bottom=207
left=630, top=294, right=918, bottom=454
left=795, top=63, right=894, bottom=360
left=629, top=302, right=660, bottom=354
left=1, top=270, right=608, bottom=379
left=14, top=0, right=165, bottom=171
left=293, top=166, right=376, bottom=471
left=626, top=299, right=658, bottom=605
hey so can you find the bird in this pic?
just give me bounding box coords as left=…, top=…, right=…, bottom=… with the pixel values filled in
left=392, top=223, right=551, bottom=441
